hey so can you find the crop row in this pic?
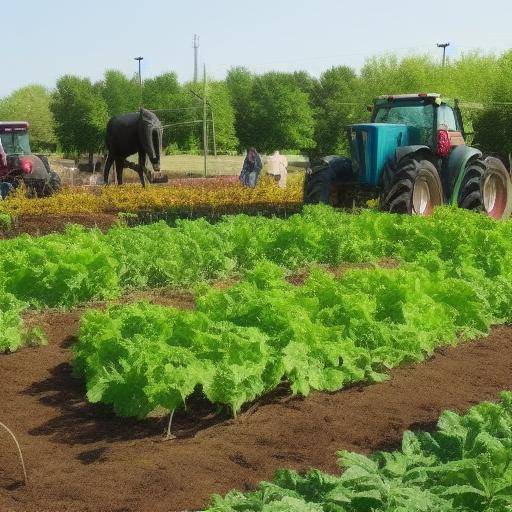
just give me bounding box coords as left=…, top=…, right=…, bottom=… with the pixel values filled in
left=0, top=175, right=303, bottom=217
left=73, top=258, right=500, bottom=426
left=204, top=392, right=512, bottom=511
left=1, top=205, right=512, bottom=353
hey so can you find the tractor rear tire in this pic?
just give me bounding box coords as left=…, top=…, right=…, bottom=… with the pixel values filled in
left=458, top=158, right=486, bottom=212
left=380, top=158, right=443, bottom=215
left=49, top=170, right=62, bottom=193
left=303, top=163, right=334, bottom=204
left=462, top=157, right=512, bottom=220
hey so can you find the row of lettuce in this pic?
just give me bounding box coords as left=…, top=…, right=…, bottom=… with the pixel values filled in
left=1, top=204, right=512, bottom=353
left=74, top=259, right=494, bottom=421
left=204, top=392, right=512, bottom=511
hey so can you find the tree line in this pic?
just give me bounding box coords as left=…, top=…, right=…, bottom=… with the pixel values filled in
left=0, top=50, right=510, bottom=159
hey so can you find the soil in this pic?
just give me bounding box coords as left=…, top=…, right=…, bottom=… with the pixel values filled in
left=1, top=304, right=512, bottom=512
left=0, top=213, right=120, bottom=239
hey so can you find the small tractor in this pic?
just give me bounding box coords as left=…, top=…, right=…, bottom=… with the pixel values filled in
left=0, top=121, right=61, bottom=199
left=304, top=93, right=512, bottom=219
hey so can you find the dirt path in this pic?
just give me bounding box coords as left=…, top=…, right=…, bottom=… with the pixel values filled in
left=1, top=311, right=512, bottom=512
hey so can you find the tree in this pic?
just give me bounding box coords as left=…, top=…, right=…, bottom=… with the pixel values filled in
left=0, top=85, right=57, bottom=151
left=100, top=70, right=140, bottom=117
left=51, top=75, right=109, bottom=165
left=248, top=72, right=315, bottom=153
left=226, top=67, right=254, bottom=150
left=473, top=51, right=512, bottom=160
left=312, top=66, right=359, bottom=155
left=143, top=72, right=196, bottom=151
left=202, top=80, right=239, bottom=154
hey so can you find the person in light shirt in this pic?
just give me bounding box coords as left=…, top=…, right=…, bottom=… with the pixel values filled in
left=266, top=150, right=288, bottom=188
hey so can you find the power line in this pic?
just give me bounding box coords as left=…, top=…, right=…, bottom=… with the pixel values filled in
left=148, top=106, right=206, bottom=113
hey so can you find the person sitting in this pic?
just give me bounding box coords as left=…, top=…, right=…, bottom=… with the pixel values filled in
left=266, top=150, right=288, bottom=188
left=239, top=147, right=263, bottom=188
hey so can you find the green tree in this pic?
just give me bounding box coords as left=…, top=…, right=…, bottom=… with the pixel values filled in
left=143, top=72, right=197, bottom=151
left=0, top=85, right=57, bottom=151
left=226, top=67, right=254, bottom=150
left=51, top=75, right=109, bottom=164
left=473, top=51, right=512, bottom=159
left=100, top=70, right=140, bottom=117
left=312, top=66, right=360, bottom=155
left=248, top=72, right=315, bottom=153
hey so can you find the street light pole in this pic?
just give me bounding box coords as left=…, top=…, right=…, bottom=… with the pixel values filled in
left=134, top=56, right=143, bottom=106
left=437, top=43, right=450, bottom=67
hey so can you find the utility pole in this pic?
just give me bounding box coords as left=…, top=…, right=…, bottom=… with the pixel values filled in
left=437, top=43, right=450, bottom=67
left=193, top=35, right=199, bottom=83
left=134, top=56, right=144, bottom=106
left=202, top=64, right=208, bottom=177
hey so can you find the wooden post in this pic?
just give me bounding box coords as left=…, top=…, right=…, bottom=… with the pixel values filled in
left=211, top=107, right=217, bottom=157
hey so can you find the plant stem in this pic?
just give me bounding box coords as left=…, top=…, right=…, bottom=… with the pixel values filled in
left=164, top=410, right=175, bottom=440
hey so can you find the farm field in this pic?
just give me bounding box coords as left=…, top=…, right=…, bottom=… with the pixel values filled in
left=1, top=313, right=511, bottom=512
left=2, top=205, right=512, bottom=511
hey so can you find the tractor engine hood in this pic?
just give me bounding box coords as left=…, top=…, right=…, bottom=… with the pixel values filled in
left=347, top=123, right=410, bottom=187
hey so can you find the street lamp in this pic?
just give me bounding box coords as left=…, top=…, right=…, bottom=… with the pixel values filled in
left=134, top=56, right=143, bottom=106
left=437, top=43, right=450, bottom=67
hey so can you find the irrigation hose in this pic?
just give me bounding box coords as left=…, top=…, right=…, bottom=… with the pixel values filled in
left=0, top=421, right=28, bottom=486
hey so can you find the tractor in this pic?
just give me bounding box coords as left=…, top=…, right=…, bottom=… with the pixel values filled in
left=304, top=93, right=512, bottom=219
left=0, top=121, right=61, bottom=199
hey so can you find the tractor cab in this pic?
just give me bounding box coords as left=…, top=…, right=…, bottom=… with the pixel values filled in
left=0, top=122, right=32, bottom=178
left=0, top=121, right=61, bottom=198
left=371, top=94, right=465, bottom=148
left=0, top=122, right=31, bottom=155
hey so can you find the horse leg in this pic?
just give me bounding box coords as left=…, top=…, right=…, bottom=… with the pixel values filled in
left=103, top=153, right=114, bottom=184
left=138, top=150, right=146, bottom=187
left=115, top=157, right=125, bottom=185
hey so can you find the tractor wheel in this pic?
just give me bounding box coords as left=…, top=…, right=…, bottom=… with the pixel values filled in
left=48, top=170, right=62, bottom=193
left=457, top=157, right=512, bottom=219
left=458, top=158, right=486, bottom=212
left=303, top=163, right=334, bottom=204
left=380, top=158, right=443, bottom=215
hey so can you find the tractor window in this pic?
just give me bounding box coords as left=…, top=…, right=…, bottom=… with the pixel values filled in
left=374, top=103, right=434, bottom=145
left=437, top=105, right=458, bottom=131
left=0, top=132, right=31, bottom=155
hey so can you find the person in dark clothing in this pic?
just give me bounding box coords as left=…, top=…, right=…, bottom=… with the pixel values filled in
left=239, top=147, right=263, bottom=188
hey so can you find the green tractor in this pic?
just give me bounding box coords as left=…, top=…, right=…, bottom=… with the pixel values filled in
left=304, top=93, right=512, bottom=219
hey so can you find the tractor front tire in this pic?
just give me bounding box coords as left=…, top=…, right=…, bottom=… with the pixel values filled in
left=303, top=164, right=334, bottom=204
left=380, top=158, right=443, bottom=215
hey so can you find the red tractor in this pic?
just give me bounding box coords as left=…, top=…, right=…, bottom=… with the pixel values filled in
left=0, top=121, right=61, bottom=199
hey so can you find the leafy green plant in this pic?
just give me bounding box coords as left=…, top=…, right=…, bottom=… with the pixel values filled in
left=73, top=254, right=505, bottom=434
left=205, top=392, right=512, bottom=511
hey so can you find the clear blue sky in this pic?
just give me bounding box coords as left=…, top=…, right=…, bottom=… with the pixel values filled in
left=2, top=0, right=510, bottom=97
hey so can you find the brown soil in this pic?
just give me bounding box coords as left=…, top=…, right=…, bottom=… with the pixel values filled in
left=1, top=304, right=512, bottom=512
left=0, top=214, right=120, bottom=239
left=286, top=259, right=399, bottom=286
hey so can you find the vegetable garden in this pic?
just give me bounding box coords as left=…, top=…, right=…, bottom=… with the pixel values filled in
left=1, top=202, right=512, bottom=511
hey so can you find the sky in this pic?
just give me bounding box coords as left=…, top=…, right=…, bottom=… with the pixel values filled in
left=2, top=0, right=511, bottom=97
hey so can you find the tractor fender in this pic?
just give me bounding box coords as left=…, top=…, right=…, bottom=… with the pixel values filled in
left=395, top=145, right=433, bottom=164
left=308, top=155, right=353, bottom=182
left=446, top=145, right=482, bottom=204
